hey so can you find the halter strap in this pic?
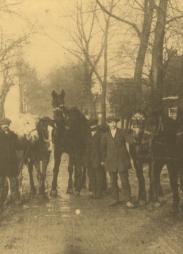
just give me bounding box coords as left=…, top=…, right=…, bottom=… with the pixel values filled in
left=53, top=107, right=62, bottom=112
left=144, top=130, right=153, bottom=136
left=176, top=131, right=183, bottom=136
left=28, top=128, right=37, bottom=134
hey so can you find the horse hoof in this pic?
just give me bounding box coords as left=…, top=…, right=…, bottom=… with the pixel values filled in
left=153, top=202, right=161, bottom=209
left=15, top=199, right=24, bottom=205
left=139, top=200, right=146, bottom=206
left=170, top=207, right=179, bottom=214
left=30, top=186, right=36, bottom=194
left=50, top=189, right=57, bottom=197
left=66, top=188, right=73, bottom=194
left=73, top=190, right=80, bottom=196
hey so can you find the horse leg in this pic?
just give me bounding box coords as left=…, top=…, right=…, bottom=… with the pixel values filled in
left=167, top=161, right=180, bottom=212
left=66, top=156, right=74, bottom=194
left=50, top=148, right=62, bottom=197
left=133, top=160, right=146, bottom=205
left=150, top=160, right=164, bottom=208
left=81, top=167, right=87, bottom=188
left=33, top=160, right=43, bottom=196
left=28, top=160, right=36, bottom=195
left=41, top=153, right=50, bottom=196
left=18, top=163, right=25, bottom=202
left=5, top=177, right=12, bottom=204
left=73, top=154, right=82, bottom=195
left=0, top=176, right=5, bottom=209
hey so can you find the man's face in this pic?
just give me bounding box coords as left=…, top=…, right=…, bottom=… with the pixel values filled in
left=1, top=123, right=10, bottom=132
left=107, top=121, right=117, bottom=130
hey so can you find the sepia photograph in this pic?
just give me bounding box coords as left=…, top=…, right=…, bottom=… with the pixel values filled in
left=0, top=0, right=183, bottom=253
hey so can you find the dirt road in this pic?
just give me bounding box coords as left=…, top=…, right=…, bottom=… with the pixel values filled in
left=0, top=154, right=183, bottom=254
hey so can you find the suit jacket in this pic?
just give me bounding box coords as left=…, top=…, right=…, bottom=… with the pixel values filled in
left=100, top=128, right=133, bottom=172
left=83, top=129, right=103, bottom=169
left=0, top=129, right=21, bottom=176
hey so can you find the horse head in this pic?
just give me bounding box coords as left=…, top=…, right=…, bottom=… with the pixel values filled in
left=176, top=111, right=183, bottom=148
left=37, top=117, right=56, bottom=151
left=131, top=111, right=146, bottom=143
left=11, top=113, right=39, bottom=144
left=141, top=110, right=164, bottom=147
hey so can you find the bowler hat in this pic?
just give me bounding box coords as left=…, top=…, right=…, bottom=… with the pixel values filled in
left=0, top=117, right=12, bottom=125
left=89, top=119, right=98, bottom=127
left=106, top=116, right=120, bottom=123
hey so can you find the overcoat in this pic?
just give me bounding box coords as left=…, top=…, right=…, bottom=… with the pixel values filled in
left=100, top=128, right=134, bottom=172
left=0, top=129, right=21, bottom=177
left=83, top=129, right=103, bottom=169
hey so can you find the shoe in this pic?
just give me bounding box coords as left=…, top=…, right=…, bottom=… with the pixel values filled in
left=109, top=200, right=119, bottom=207
left=126, top=202, right=135, bottom=209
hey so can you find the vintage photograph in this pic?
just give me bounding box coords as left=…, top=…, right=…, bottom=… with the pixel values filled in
left=0, top=0, right=183, bottom=253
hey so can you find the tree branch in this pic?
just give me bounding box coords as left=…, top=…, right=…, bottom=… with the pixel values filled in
left=96, top=0, right=141, bottom=37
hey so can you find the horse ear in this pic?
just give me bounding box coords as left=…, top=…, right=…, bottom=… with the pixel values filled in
left=60, top=90, right=65, bottom=98
left=52, top=90, right=57, bottom=98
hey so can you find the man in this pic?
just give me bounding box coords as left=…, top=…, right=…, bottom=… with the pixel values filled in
left=0, top=117, right=21, bottom=210
left=83, top=119, right=106, bottom=199
left=101, top=116, right=135, bottom=208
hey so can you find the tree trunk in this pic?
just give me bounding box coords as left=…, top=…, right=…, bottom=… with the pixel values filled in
left=150, top=0, right=168, bottom=110
left=0, top=92, right=8, bottom=118
left=134, top=0, right=155, bottom=107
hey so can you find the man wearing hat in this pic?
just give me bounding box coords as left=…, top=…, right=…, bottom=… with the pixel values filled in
left=0, top=117, right=21, bottom=210
left=101, top=116, right=135, bottom=208
left=83, top=118, right=107, bottom=198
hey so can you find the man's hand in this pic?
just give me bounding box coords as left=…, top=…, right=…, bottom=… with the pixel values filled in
left=101, top=162, right=105, bottom=166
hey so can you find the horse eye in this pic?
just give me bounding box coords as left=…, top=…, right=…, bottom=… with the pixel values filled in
left=27, top=122, right=29, bottom=124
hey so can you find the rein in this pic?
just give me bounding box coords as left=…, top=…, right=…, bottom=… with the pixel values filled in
left=176, top=131, right=183, bottom=136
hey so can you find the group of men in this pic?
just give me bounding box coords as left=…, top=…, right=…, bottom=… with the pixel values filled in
left=0, top=114, right=136, bottom=211
left=83, top=116, right=136, bottom=208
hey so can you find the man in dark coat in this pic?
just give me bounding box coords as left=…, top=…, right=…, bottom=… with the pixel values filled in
left=0, top=118, right=21, bottom=209
left=83, top=119, right=106, bottom=199
left=101, top=116, right=135, bottom=208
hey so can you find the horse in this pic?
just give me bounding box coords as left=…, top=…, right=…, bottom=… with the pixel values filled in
left=176, top=111, right=183, bottom=194
left=6, top=115, right=55, bottom=203
left=141, top=109, right=180, bottom=212
left=129, top=111, right=164, bottom=205
left=17, top=116, right=55, bottom=200
left=50, top=90, right=89, bottom=196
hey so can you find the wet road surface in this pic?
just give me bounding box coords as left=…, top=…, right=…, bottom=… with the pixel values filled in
left=0, top=153, right=183, bottom=254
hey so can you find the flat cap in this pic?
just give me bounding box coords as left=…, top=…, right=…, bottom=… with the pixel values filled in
left=106, top=116, right=120, bottom=123
left=0, top=117, right=11, bottom=125
left=88, top=119, right=98, bottom=127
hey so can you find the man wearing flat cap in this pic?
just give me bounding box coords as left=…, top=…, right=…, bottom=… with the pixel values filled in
left=101, top=115, right=135, bottom=208
left=83, top=118, right=107, bottom=198
left=0, top=118, right=21, bottom=210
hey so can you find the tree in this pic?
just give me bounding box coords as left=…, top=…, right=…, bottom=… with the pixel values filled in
left=97, top=0, right=155, bottom=108
left=0, top=33, right=30, bottom=117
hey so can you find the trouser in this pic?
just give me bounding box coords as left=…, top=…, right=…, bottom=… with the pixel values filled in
left=0, top=175, right=19, bottom=206
left=109, top=170, right=131, bottom=202
left=88, top=166, right=105, bottom=197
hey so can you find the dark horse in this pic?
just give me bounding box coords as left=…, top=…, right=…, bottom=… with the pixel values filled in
left=50, top=90, right=89, bottom=196
left=129, top=111, right=163, bottom=205
left=17, top=116, right=55, bottom=200
left=176, top=111, right=183, bottom=195
left=141, top=109, right=180, bottom=211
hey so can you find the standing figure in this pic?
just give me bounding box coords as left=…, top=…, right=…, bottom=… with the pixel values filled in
left=83, top=119, right=106, bottom=199
left=101, top=116, right=135, bottom=208
left=0, top=118, right=21, bottom=210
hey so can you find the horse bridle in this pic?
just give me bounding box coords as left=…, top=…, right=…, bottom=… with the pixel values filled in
left=143, top=116, right=163, bottom=137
